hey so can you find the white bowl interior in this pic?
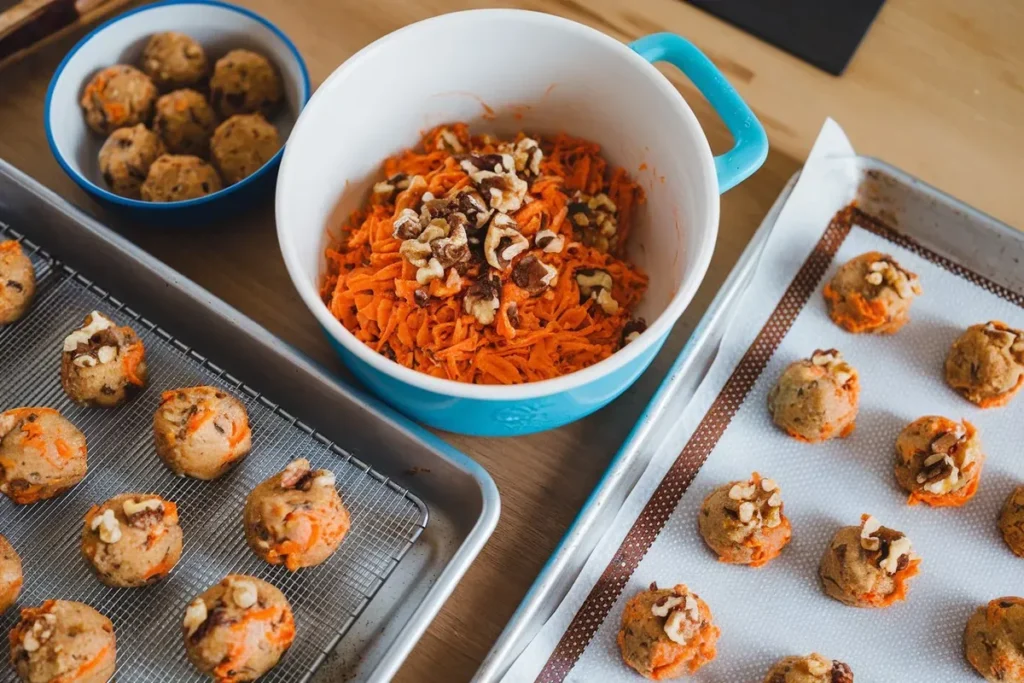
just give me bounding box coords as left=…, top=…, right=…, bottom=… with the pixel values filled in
left=49, top=3, right=306, bottom=196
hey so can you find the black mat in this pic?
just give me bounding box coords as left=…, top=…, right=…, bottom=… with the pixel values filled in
left=683, top=0, right=885, bottom=75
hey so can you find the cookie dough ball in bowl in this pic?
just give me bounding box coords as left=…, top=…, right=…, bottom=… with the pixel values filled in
left=182, top=575, right=295, bottom=682
left=141, top=31, right=208, bottom=90
left=210, top=113, right=281, bottom=185
left=0, top=240, right=35, bottom=324
left=153, top=89, right=218, bottom=157
left=0, top=535, right=23, bottom=612
left=617, top=582, right=719, bottom=679
left=154, top=386, right=252, bottom=480
left=999, top=486, right=1024, bottom=558
left=245, top=458, right=350, bottom=570
left=9, top=600, right=116, bottom=683
left=819, top=514, right=920, bottom=608
left=61, top=310, right=147, bottom=407
left=81, top=493, right=182, bottom=587
left=0, top=408, right=87, bottom=505
left=698, top=472, right=790, bottom=567
left=824, top=251, right=921, bottom=334
left=946, top=321, right=1024, bottom=408
left=98, top=124, right=166, bottom=199
left=209, top=49, right=283, bottom=118
left=964, top=597, right=1024, bottom=682
left=140, top=154, right=222, bottom=202
left=763, top=653, right=853, bottom=683
left=894, top=416, right=984, bottom=507
left=80, top=65, right=157, bottom=135
left=767, top=349, right=859, bottom=442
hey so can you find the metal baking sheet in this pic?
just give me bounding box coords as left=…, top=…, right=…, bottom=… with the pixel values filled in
left=0, top=159, right=499, bottom=683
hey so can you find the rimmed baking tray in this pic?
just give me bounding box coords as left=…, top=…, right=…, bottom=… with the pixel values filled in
left=0, top=158, right=499, bottom=683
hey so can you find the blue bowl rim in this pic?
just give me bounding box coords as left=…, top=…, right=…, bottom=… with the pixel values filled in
left=44, top=0, right=312, bottom=212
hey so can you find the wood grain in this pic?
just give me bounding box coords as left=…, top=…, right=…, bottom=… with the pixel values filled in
left=0, top=0, right=1019, bottom=680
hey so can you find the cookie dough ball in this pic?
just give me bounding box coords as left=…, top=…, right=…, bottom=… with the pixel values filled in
left=97, top=124, right=166, bottom=198
left=894, top=416, right=984, bottom=507
left=182, top=575, right=295, bottom=682
left=0, top=535, right=23, bottom=612
left=154, top=386, right=252, bottom=480
left=999, top=486, right=1024, bottom=558
left=0, top=408, right=87, bottom=505
left=61, top=310, right=147, bottom=407
left=141, top=31, right=208, bottom=90
left=617, top=582, right=719, bottom=680
left=209, top=49, right=282, bottom=118
left=210, top=113, right=280, bottom=185
left=0, top=240, right=35, bottom=324
left=245, top=458, right=350, bottom=571
left=152, top=89, right=218, bottom=157
left=9, top=600, right=116, bottom=683
left=965, top=598, right=1024, bottom=682
left=824, top=252, right=921, bottom=334
left=80, top=65, right=157, bottom=135
left=698, top=472, right=791, bottom=567
left=767, top=349, right=859, bottom=443
left=140, top=154, right=222, bottom=202
left=819, top=514, right=920, bottom=608
left=81, top=493, right=182, bottom=587
left=946, top=321, right=1024, bottom=408
left=763, top=653, right=854, bottom=683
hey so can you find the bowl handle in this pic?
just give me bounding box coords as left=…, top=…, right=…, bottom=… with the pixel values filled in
left=630, top=33, right=768, bottom=193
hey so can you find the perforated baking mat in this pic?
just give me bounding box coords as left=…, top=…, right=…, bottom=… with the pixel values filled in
left=0, top=222, right=428, bottom=682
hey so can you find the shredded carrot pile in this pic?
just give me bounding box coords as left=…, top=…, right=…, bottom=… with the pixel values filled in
left=321, top=124, right=649, bottom=385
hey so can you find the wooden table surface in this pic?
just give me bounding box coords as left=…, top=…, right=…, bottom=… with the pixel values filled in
left=1, top=1, right=1021, bottom=680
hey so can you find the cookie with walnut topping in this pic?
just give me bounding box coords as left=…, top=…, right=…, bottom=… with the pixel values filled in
left=767, top=349, right=860, bottom=443
left=823, top=251, right=921, bottom=334
left=763, top=653, right=854, bottom=683
left=819, top=514, right=920, bottom=609
left=945, top=321, right=1024, bottom=408
left=698, top=472, right=791, bottom=567
left=963, top=597, right=1024, bottom=683
left=894, top=416, right=984, bottom=507
left=81, top=493, right=182, bottom=587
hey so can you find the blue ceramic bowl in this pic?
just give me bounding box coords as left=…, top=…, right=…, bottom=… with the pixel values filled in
left=276, top=11, right=767, bottom=436
left=45, top=0, right=310, bottom=225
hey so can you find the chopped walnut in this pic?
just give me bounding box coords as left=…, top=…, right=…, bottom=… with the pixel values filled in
left=483, top=214, right=529, bottom=270
left=859, top=515, right=913, bottom=574
left=864, top=258, right=921, bottom=299
left=372, top=173, right=410, bottom=202
left=417, top=259, right=444, bottom=284
left=90, top=509, right=122, bottom=544
left=430, top=224, right=470, bottom=269
left=314, top=470, right=336, bottom=487
left=726, top=474, right=784, bottom=529
left=916, top=421, right=971, bottom=494
left=459, top=153, right=515, bottom=175
left=471, top=169, right=528, bottom=213
left=595, top=288, right=619, bottom=314
left=436, top=128, right=464, bottom=153
left=803, top=655, right=832, bottom=677
left=183, top=598, right=208, bottom=637
left=511, top=255, right=558, bottom=295
left=501, top=137, right=543, bottom=176
left=810, top=349, right=855, bottom=386
left=622, top=318, right=647, bottom=346
left=123, top=497, right=166, bottom=529
left=229, top=579, right=258, bottom=609
left=464, top=274, right=501, bottom=325
left=399, top=221, right=448, bottom=268
left=575, top=268, right=613, bottom=299
left=652, top=587, right=700, bottom=645
left=413, top=288, right=430, bottom=307
left=392, top=208, right=422, bottom=240
left=534, top=229, right=565, bottom=254
left=455, top=188, right=493, bottom=230
left=567, top=192, right=618, bottom=252
left=281, top=459, right=315, bottom=490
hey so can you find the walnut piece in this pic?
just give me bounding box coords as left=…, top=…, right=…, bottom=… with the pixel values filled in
left=810, top=349, right=854, bottom=386
left=864, top=258, right=921, bottom=299
left=63, top=311, right=115, bottom=353
left=464, top=274, right=501, bottom=326
left=392, top=208, right=422, bottom=240
left=183, top=598, right=208, bottom=636
left=483, top=214, right=529, bottom=270
left=91, top=508, right=122, bottom=544
left=511, top=255, right=558, bottom=295
left=230, top=579, right=258, bottom=609
left=471, top=169, right=528, bottom=213
left=534, top=229, right=565, bottom=254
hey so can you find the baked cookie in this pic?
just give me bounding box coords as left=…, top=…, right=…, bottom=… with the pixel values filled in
left=767, top=349, right=859, bottom=442
left=154, top=386, right=252, bottom=480
left=964, top=597, right=1024, bottom=683
left=617, top=582, right=719, bottom=680
left=823, top=251, right=921, bottom=334
left=182, top=575, right=295, bottom=682
left=141, top=154, right=223, bottom=202
left=9, top=600, right=116, bottom=683
left=819, top=514, right=920, bottom=608
left=141, top=31, right=208, bottom=90
left=0, top=535, right=23, bottom=612
left=894, top=416, right=984, bottom=507
left=945, top=321, right=1024, bottom=408
left=153, top=89, right=218, bottom=157
left=209, top=49, right=282, bottom=119
left=0, top=240, right=35, bottom=324
left=999, top=486, right=1024, bottom=558
left=98, top=124, right=167, bottom=198
left=210, top=113, right=280, bottom=184
left=697, top=472, right=791, bottom=567
left=763, top=653, right=854, bottom=683
left=80, top=65, right=157, bottom=135
left=61, top=310, right=147, bottom=407
left=244, top=458, right=350, bottom=570
left=81, top=493, right=182, bottom=587
left=0, top=407, right=87, bottom=505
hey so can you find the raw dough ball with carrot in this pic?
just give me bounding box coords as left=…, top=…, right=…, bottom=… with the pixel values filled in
left=818, top=514, right=920, bottom=609
left=61, top=310, right=148, bottom=407
left=0, top=407, right=87, bottom=505
left=945, top=321, right=1024, bottom=408
left=141, top=31, right=208, bottom=91
left=153, top=88, right=218, bottom=157
left=698, top=472, right=790, bottom=567
left=762, top=653, right=854, bottom=683
left=964, top=597, right=1024, bottom=683
left=80, top=65, right=157, bottom=135
left=153, top=386, right=252, bottom=480
left=9, top=600, right=116, bottom=683
left=0, top=240, right=35, bottom=325
left=0, top=534, right=23, bottom=612
left=141, top=154, right=223, bottom=202
left=182, top=574, right=295, bottom=682
left=209, top=49, right=282, bottom=119
left=210, top=113, right=280, bottom=184
left=617, top=582, right=719, bottom=680
left=999, top=486, right=1024, bottom=558
left=244, top=458, right=350, bottom=571
left=81, top=493, right=182, bottom=588
left=894, top=416, right=984, bottom=507
left=98, top=124, right=166, bottom=198
left=823, top=251, right=921, bottom=334
left=767, top=349, right=859, bottom=443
